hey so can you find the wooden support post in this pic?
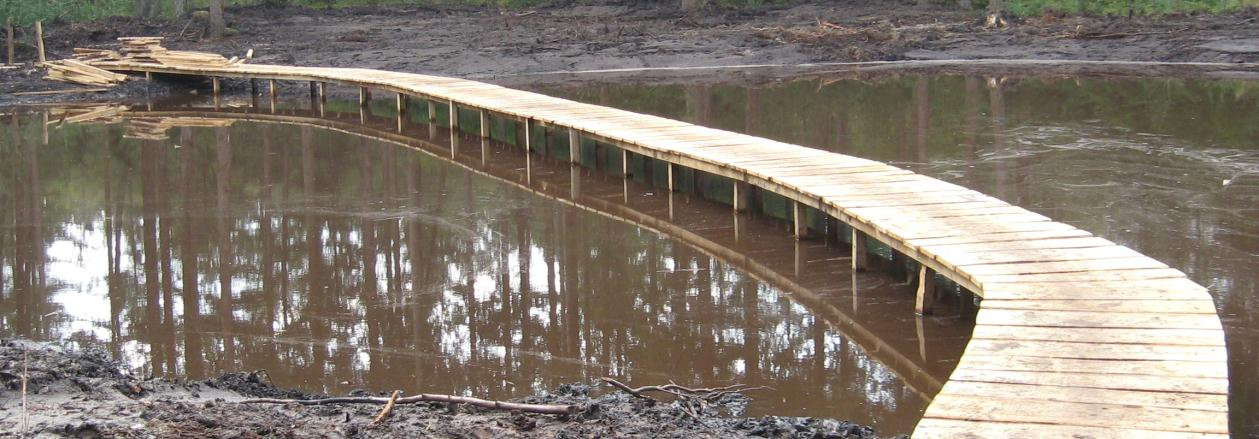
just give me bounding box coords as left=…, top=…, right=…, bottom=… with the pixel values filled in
left=359, top=86, right=370, bottom=107
left=268, top=79, right=277, bottom=100
left=570, top=164, right=581, bottom=200
left=793, top=202, right=806, bottom=240
left=5, top=16, right=13, bottom=66
left=212, top=77, right=220, bottom=95
left=34, top=21, right=45, bottom=64
left=396, top=94, right=406, bottom=132
left=41, top=111, right=48, bottom=145
left=915, top=265, right=937, bottom=315
left=427, top=100, right=437, bottom=123
left=448, top=100, right=459, bottom=131
left=569, top=130, right=581, bottom=164
left=145, top=71, right=153, bottom=81
left=621, top=149, right=630, bottom=177
left=733, top=181, right=750, bottom=213
left=523, top=119, right=532, bottom=152
left=667, top=162, right=675, bottom=192
left=250, top=79, right=258, bottom=95
left=852, top=229, right=869, bottom=272
left=309, top=81, right=317, bottom=100
left=825, top=216, right=840, bottom=246
left=317, top=82, right=326, bottom=103
left=479, top=110, right=490, bottom=138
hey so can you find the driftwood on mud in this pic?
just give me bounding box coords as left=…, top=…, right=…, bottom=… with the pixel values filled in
left=600, top=377, right=769, bottom=401
left=240, top=392, right=580, bottom=416
left=601, top=377, right=771, bottom=420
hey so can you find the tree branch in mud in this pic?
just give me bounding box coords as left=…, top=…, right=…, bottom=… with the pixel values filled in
left=371, top=390, right=402, bottom=424
left=601, top=377, right=770, bottom=401
left=600, top=377, right=771, bottom=420
left=240, top=392, right=580, bottom=416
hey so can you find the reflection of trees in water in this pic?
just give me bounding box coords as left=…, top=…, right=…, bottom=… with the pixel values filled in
left=0, top=116, right=920, bottom=430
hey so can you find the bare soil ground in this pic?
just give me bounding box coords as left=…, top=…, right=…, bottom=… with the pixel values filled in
left=0, top=340, right=893, bottom=438
left=3, top=0, right=1259, bottom=102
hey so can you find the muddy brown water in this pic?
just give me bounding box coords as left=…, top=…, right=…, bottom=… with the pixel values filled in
left=1, top=73, right=1256, bottom=436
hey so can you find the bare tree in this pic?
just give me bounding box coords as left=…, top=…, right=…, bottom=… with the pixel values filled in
left=209, top=0, right=225, bottom=39
left=135, top=0, right=160, bottom=19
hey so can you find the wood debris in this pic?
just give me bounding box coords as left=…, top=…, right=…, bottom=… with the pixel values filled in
left=42, top=59, right=129, bottom=87
left=70, top=37, right=241, bottom=68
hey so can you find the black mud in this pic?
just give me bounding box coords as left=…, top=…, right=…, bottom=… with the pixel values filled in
left=0, top=341, right=896, bottom=438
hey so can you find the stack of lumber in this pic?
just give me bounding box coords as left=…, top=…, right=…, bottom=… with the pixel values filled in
left=118, top=37, right=166, bottom=63
left=70, top=37, right=239, bottom=68
left=42, top=59, right=129, bottom=87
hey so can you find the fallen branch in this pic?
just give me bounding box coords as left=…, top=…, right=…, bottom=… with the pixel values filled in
left=600, top=377, right=770, bottom=401
left=371, top=390, right=401, bottom=425
left=240, top=392, right=579, bottom=416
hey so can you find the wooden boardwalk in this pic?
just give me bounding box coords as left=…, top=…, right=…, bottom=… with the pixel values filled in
left=95, top=60, right=1230, bottom=437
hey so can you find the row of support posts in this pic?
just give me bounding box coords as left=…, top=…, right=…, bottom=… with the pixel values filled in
left=216, top=78, right=942, bottom=316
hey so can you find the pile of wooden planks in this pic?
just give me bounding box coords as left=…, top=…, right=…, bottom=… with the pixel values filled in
left=42, top=59, right=129, bottom=87
left=71, top=37, right=239, bottom=68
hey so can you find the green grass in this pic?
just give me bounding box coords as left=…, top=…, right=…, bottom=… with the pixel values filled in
left=3, top=0, right=1257, bottom=28
left=1000, top=0, right=1258, bottom=16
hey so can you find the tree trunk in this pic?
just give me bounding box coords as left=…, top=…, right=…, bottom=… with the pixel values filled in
left=988, top=0, right=1003, bottom=16
left=209, top=0, right=225, bottom=39
left=174, top=0, right=188, bottom=18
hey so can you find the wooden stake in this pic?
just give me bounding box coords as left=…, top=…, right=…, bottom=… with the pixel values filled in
left=621, top=149, right=630, bottom=177
left=34, top=21, right=45, bottom=64
left=852, top=229, right=869, bottom=272
left=793, top=202, right=806, bottom=239
left=427, top=100, right=436, bottom=123
left=667, top=162, right=675, bottom=192
left=212, top=77, right=220, bottom=94
left=359, top=86, right=370, bottom=107
left=479, top=110, right=489, bottom=138
left=448, top=100, right=459, bottom=130
left=733, top=181, right=749, bottom=212
left=6, top=16, right=13, bottom=66
left=915, top=265, right=937, bottom=315
left=268, top=79, right=276, bottom=100
left=569, top=129, right=581, bottom=163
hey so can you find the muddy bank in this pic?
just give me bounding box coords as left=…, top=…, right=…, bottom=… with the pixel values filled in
left=0, top=340, right=894, bottom=438
left=3, top=1, right=1258, bottom=96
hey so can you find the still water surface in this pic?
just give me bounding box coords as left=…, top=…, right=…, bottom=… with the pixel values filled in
left=0, top=101, right=972, bottom=436
left=537, top=74, right=1259, bottom=435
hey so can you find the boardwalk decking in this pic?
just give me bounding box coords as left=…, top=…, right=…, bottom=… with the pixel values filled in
left=95, top=60, right=1230, bottom=437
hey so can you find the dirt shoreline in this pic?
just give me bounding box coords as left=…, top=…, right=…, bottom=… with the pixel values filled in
left=0, top=340, right=895, bottom=438
left=3, top=1, right=1259, bottom=103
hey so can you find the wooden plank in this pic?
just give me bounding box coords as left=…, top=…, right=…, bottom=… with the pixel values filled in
left=976, top=308, right=1223, bottom=330
left=922, top=394, right=1228, bottom=433
left=962, top=339, right=1227, bottom=362
left=979, top=299, right=1218, bottom=314
left=937, top=380, right=1229, bottom=412
left=948, top=367, right=1228, bottom=394
left=907, top=228, right=1095, bottom=247
left=955, top=354, right=1228, bottom=378
left=959, top=256, right=1168, bottom=277
left=914, top=418, right=1228, bottom=439
left=978, top=267, right=1188, bottom=284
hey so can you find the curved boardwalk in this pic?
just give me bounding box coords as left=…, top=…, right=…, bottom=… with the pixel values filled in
left=96, top=60, right=1230, bottom=437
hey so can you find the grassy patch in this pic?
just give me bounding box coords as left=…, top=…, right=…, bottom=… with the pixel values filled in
left=1003, top=0, right=1259, bottom=16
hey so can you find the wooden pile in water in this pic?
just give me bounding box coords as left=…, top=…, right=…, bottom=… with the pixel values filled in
left=42, top=59, right=129, bottom=87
